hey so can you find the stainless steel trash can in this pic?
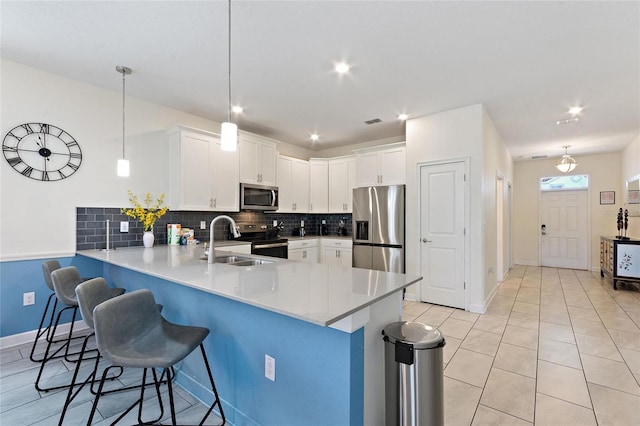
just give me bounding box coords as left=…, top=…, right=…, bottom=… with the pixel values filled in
left=382, top=321, right=446, bottom=426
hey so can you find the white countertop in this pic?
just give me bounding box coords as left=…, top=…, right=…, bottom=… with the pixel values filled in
left=77, top=246, right=421, bottom=327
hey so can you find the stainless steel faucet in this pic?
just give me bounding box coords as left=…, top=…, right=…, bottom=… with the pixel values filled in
left=207, top=215, right=241, bottom=263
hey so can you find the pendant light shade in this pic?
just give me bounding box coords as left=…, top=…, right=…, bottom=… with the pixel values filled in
left=116, top=65, right=132, bottom=177
left=555, top=145, right=577, bottom=173
left=221, top=122, right=238, bottom=151
left=221, top=0, right=237, bottom=151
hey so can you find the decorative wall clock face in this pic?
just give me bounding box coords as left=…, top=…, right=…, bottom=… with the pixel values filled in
left=2, top=122, right=82, bottom=181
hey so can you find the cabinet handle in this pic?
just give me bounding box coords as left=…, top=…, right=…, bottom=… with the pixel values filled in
left=210, top=198, right=213, bottom=207
left=310, top=203, right=313, bottom=211
left=213, top=198, right=217, bottom=208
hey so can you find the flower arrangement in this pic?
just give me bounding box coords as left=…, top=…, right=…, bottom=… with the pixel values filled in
left=121, top=190, right=168, bottom=232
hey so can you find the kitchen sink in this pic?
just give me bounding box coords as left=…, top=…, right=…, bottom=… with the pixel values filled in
left=200, top=254, right=274, bottom=266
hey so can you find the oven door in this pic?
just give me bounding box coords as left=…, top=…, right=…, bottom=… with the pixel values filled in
left=252, top=242, right=288, bottom=259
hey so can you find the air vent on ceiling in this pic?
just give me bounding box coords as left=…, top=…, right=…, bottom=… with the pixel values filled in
left=364, top=118, right=382, bottom=125
left=531, top=155, right=548, bottom=160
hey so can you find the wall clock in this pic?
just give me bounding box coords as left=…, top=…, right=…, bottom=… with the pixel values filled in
left=2, top=122, right=82, bottom=181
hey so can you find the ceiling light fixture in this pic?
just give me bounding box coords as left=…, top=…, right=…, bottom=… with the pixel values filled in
left=556, top=117, right=580, bottom=125
left=555, top=145, right=578, bottom=173
left=116, top=65, right=132, bottom=177
left=568, top=106, right=583, bottom=115
left=334, top=62, right=350, bottom=74
left=310, top=133, right=319, bottom=142
left=220, top=0, right=237, bottom=152
left=398, top=113, right=409, bottom=121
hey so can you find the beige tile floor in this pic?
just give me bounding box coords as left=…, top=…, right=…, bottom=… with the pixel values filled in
left=403, top=265, right=640, bottom=426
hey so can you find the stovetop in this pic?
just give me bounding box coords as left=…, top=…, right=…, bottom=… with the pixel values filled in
left=233, top=222, right=287, bottom=244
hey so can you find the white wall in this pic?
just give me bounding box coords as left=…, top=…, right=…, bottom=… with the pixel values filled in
left=0, top=60, right=300, bottom=260
left=512, top=152, right=622, bottom=270
left=621, top=134, right=640, bottom=237
left=406, top=104, right=512, bottom=312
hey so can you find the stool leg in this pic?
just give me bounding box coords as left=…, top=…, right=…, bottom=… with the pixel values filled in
left=199, top=344, right=226, bottom=426
left=59, top=333, right=95, bottom=425
left=29, top=293, right=56, bottom=362
left=35, top=306, right=75, bottom=392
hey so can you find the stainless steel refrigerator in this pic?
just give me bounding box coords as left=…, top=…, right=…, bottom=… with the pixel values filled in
left=352, top=185, right=405, bottom=273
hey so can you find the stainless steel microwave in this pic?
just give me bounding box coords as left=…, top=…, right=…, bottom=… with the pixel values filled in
left=240, top=183, right=279, bottom=211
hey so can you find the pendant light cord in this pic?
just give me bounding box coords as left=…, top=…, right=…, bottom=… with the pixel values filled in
left=122, top=70, right=126, bottom=158
left=227, top=0, right=232, bottom=124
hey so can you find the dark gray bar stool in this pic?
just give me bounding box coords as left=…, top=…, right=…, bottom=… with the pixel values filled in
left=34, top=266, right=124, bottom=392
left=29, top=260, right=62, bottom=362
left=89, top=289, right=225, bottom=426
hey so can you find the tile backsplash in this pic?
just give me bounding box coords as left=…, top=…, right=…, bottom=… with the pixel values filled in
left=76, top=208, right=352, bottom=251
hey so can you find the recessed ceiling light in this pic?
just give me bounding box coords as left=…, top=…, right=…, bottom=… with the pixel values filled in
left=398, top=114, right=409, bottom=121
left=568, top=106, right=583, bottom=115
left=334, top=62, right=350, bottom=74
left=232, top=105, right=244, bottom=114
left=310, top=133, right=319, bottom=142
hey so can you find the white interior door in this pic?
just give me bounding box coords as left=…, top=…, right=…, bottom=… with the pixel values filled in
left=419, top=162, right=465, bottom=308
left=540, top=190, right=588, bottom=269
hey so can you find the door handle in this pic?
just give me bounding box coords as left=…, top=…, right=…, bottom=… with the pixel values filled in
left=541, top=224, right=546, bottom=236
left=422, top=238, right=432, bottom=243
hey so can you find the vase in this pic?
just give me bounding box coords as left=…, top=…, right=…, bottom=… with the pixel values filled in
left=143, top=231, right=155, bottom=248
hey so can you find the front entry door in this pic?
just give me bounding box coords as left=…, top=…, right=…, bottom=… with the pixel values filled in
left=540, top=190, right=588, bottom=269
left=419, top=161, right=466, bottom=308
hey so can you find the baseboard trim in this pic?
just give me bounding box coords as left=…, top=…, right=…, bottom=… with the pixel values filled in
left=514, top=260, right=538, bottom=266
left=0, top=320, right=89, bottom=349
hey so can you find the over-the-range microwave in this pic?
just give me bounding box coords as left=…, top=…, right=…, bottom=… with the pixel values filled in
left=240, top=183, right=279, bottom=211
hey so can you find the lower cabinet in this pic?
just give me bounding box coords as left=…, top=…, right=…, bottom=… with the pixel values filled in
left=600, top=235, right=640, bottom=290
left=320, top=239, right=352, bottom=268
left=288, top=239, right=319, bottom=263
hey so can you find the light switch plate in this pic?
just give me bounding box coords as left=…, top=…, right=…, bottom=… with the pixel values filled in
left=120, top=221, right=129, bottom=232
left=265, top=354, right=275, bottom=381
left=200, top=221, right=206, bottom=230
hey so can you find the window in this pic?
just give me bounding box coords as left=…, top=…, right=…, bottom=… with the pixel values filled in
left=540, top=175, right=589, bottom=191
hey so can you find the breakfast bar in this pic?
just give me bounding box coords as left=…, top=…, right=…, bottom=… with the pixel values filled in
left=77, top=246, right=421, bottom=426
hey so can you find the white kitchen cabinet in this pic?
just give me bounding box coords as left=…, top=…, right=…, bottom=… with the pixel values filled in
left=328, top=156, right=357, bottom=213
left=355, top=144, right=405, bottom=187
left=239, top=133, right=277, bottom=185
left=277, top=155, right=309, bottom=213
left=168, top=126, right=239, bottom=211
left=288, top=239, right=319, bottom=263
left=320, top=238, right=352, bottom=267
left=309, top=159, right=329, bottom=213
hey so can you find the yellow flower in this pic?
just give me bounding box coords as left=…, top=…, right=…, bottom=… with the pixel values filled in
left=121, top=190, right=168, bottom=232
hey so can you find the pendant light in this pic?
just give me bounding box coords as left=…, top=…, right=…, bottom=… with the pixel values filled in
left=116, top=65, right=132, bottom=177
left=555, top=145, right=577, bottom=173
left=220, top=0, right=238, bottom=151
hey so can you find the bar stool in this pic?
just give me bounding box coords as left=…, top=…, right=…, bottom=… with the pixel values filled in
left=59, top=278, right=133, bottom=425
left=34, top=266, right=123, bottom=392
left=89, top=289, right=226, bottom=426
left=29, top=260, right=62, bottom=362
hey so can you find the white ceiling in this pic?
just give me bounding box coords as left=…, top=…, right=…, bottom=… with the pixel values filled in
left=2, top=1, right=639, bottom=160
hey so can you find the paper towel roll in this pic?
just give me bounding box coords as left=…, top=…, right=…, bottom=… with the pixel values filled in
left=167, top=224, right=182, bottom=245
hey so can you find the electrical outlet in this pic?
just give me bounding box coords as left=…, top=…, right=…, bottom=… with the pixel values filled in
left=273, top=220, right=278, bottom=227
left=322, top=219, right=326, bottom=224
left=120, top=221, right=129, bottom=232
left=265, top=354, right=275, bottom=381
left=200, top=221, right=206, bottom=230
left=23, top=292, right=35, bottom=306
left=300, top=220, right=304, bottom=227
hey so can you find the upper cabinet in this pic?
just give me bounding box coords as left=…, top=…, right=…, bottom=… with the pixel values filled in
left=328, top=156, right=357, bottom=213
left=239, top=133, right=277, bottom=186
left=309, top=159, right=329, bottom=213
left=277, top=155, right=309, bottom=213
left=168, top=126, right=239, bottom=211
left=355, top=143, right=405, bottom=187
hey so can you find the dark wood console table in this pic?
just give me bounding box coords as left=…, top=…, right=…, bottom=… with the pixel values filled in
left=600, top=236, right=640, bottom=290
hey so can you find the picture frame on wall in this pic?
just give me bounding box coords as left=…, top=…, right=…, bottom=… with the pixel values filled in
left=600, top=191, right=615, bottom=205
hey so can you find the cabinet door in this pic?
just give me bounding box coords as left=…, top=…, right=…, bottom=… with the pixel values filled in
left=309, top=160, right=329, bottom=213
left=259, top=143, right=277, bottom=185
left=211, top=136, right=239, bottom=211
left=339, top=249, right=353, bottom=268
left=346, top=157, right=357, bottom=212
left=239, top=137, right=260, bottom=183
left=380, top=147, right=405, bottom=184
left=288, top=248, right=305, bottom=262
left=356, top=152, right=380, bottom=187
left=292, top=159, right=310, bottom=212
left=322, top=247, right=341, bottom=265
left=178, top=131, right=214, bottom=210
left=277, top=156, right=294, bottom=212
left=329, top=159, right=348, bottom=213
left=306, top=247, right=319, bottom=263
